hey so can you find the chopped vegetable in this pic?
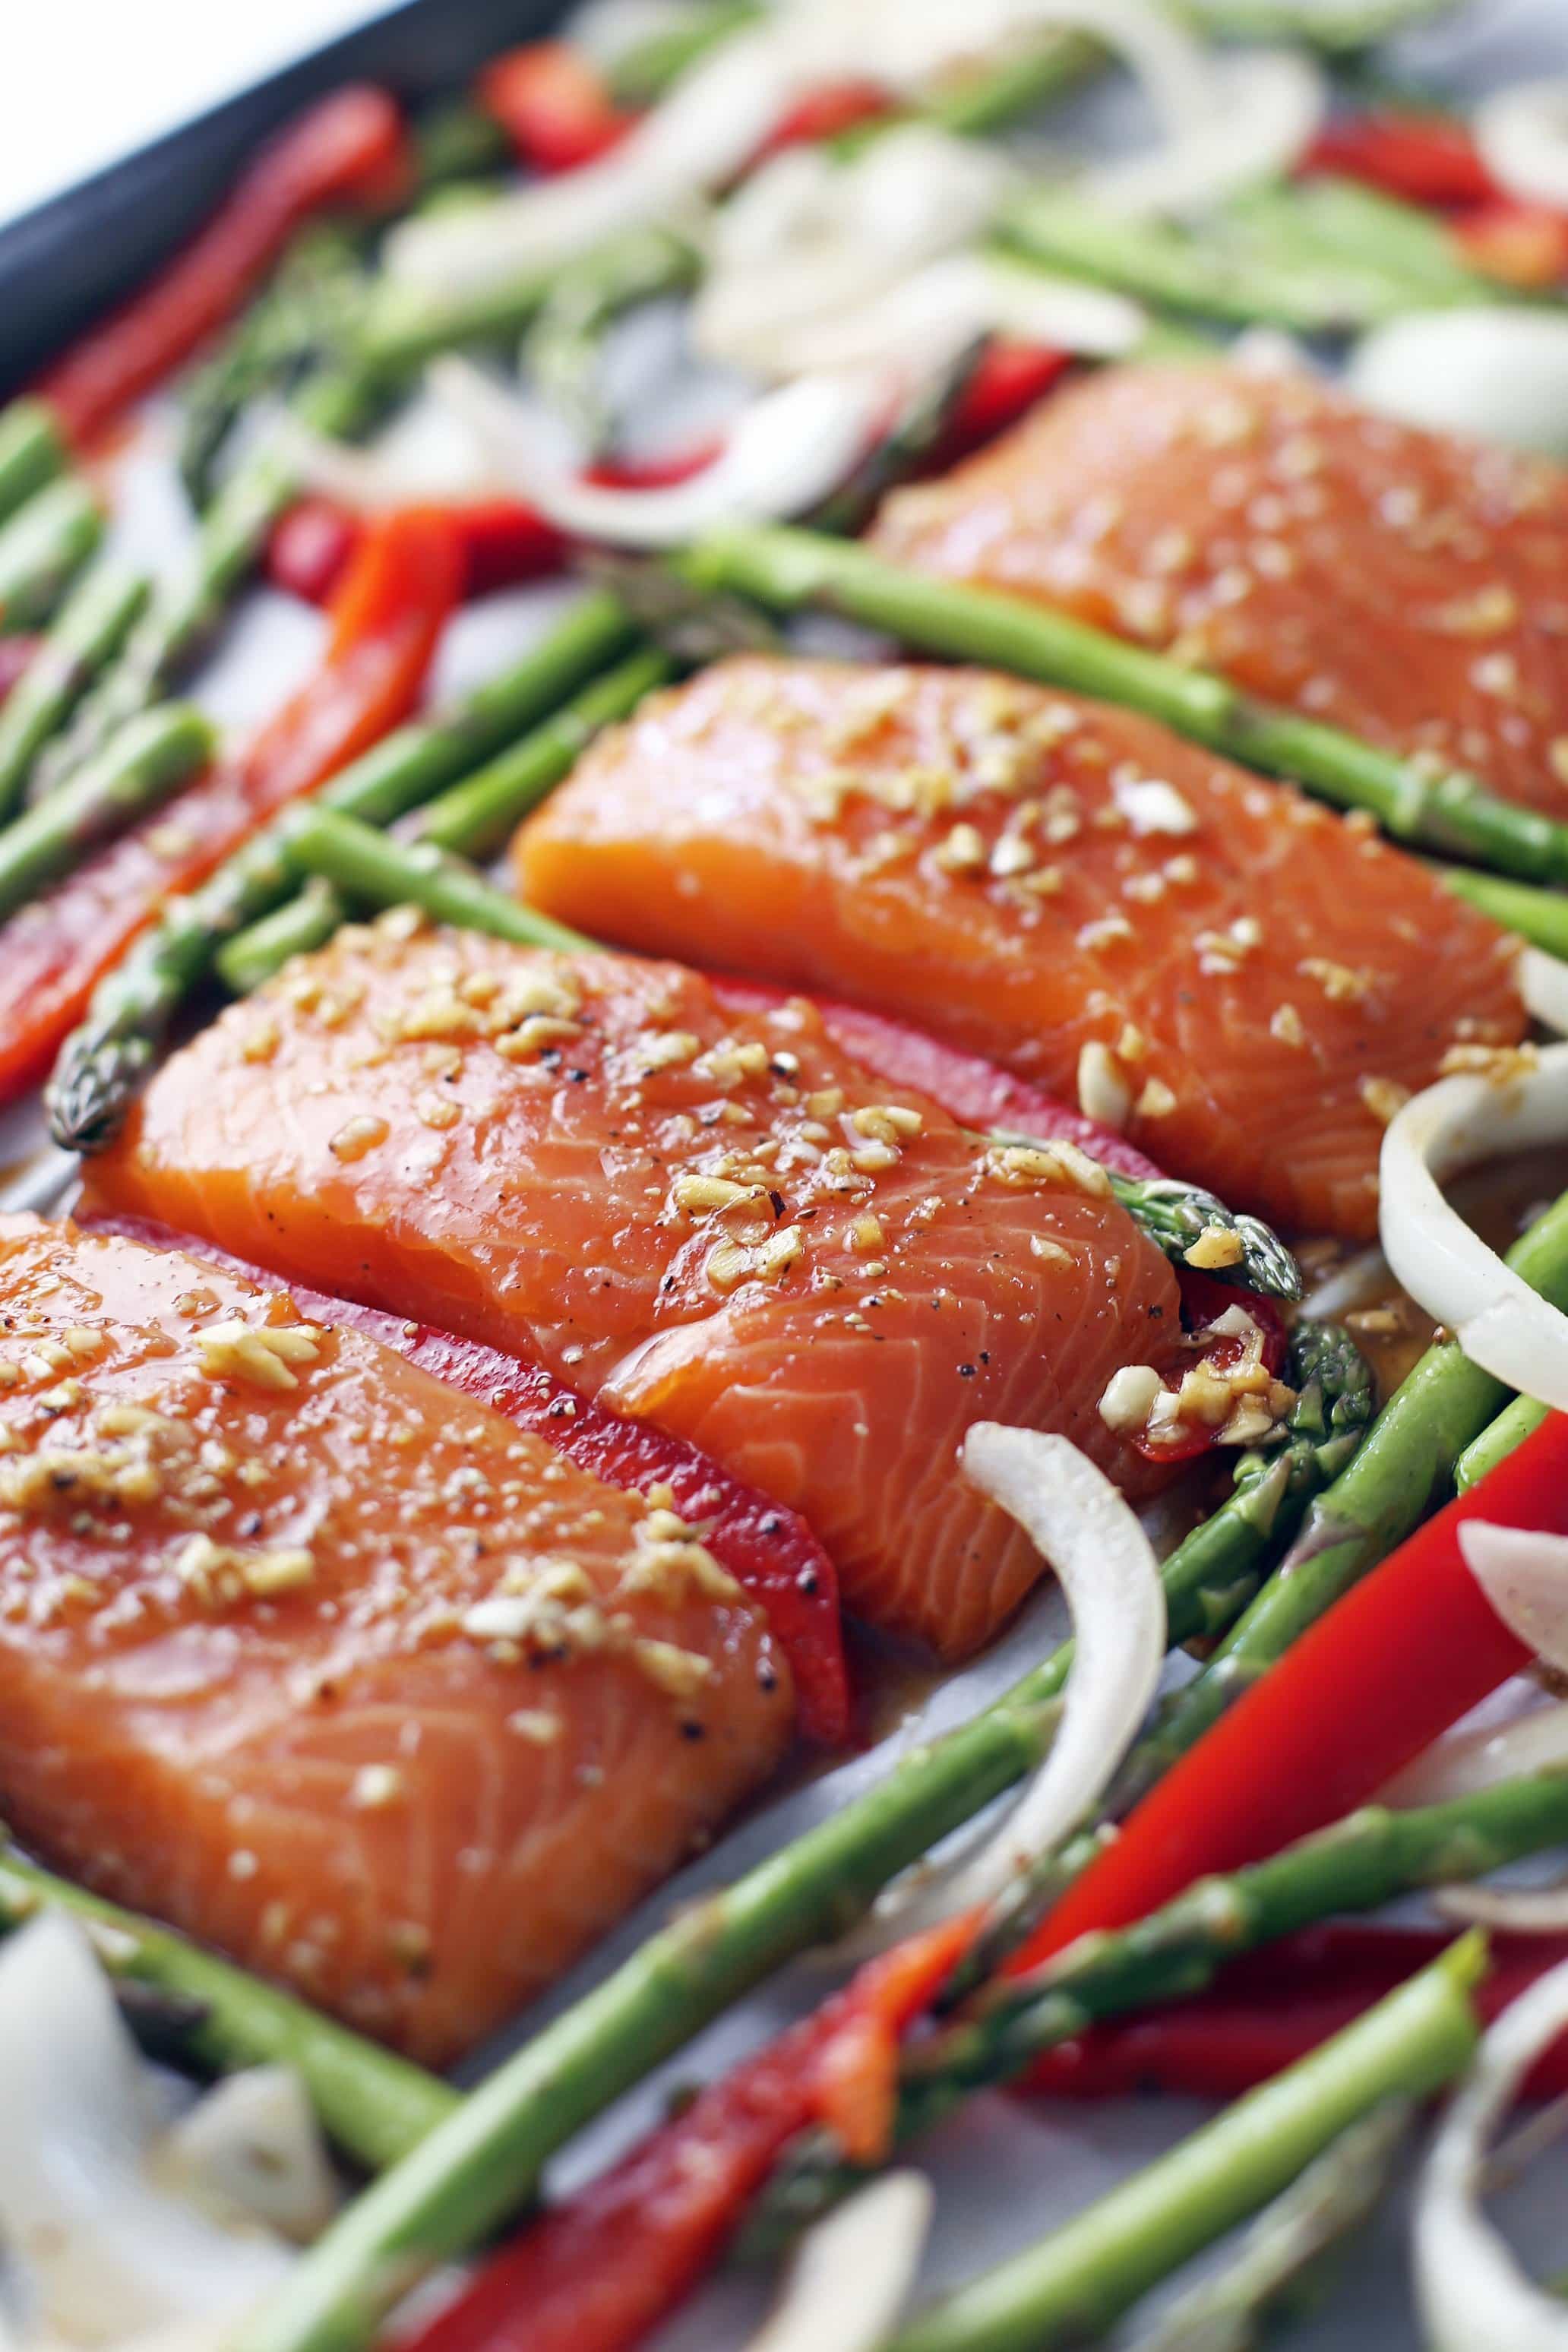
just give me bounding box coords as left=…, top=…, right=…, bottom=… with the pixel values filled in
left=1303, top=109, right=1496, bottom=205
left=479, top=43, right=637, bottom=174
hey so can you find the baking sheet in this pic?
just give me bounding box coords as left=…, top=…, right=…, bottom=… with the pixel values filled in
left=5, top=2, right=1568, bottom=2343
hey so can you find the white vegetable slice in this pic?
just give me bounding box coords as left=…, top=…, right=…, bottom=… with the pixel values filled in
left=1435, top=1877, right=1568, bottom=1933
left=0, top=1914, right=291, bottom=2347
left=1348, top=309, right=1568, bottom=459
left=1414, top=1954, right=1568, bottom=2352
left=1477, top=77, right=1568, bottom=213
left=153, top=2068, right=340, bottom=2244
left=1379, top=1044, right=1568, bottom=1412
left=1459, top=1520, right=1568, bottom=1678
left=1085, top=49, right=1327, bottom=220
left=1381, top=1697, right=1568, bottom=1808
left=837, top=1427, right=1165, bottom=1954
left=430, top=355, right=887, bottom=545
left=1521, top=948, right=1568, bottom=1038
left=741, top=2172, right=933, bottom=2352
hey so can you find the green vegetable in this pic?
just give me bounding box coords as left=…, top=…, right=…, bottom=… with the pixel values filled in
left=277, top=804, right=594, bottom=951
left=524, top=223, right=701, bottom=451
left=1456, top=1393, right=1551, bottom=1491
left=1437, top=863, right=1568, bottom=960
left=0, top=561, right=148, bottom=820
left=0, top=476, right=103, bottom=634
left=0, top=703, right=211, bottom=922
left=0, top=400, right=68, bottom=530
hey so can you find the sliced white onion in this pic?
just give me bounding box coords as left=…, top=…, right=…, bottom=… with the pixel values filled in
left=270, top=392, right=519, bottom=514
left=1299, top=1244, right=1390, bottom=1322
left=1085, top=49, right=1326, bottom=220
left=0, top=1914, right=291, bottom=2347
left=1460, top=1521, right=1568, bottom=1678
left=1434, top=1877, right=1568, bottom=1933
left=1477, top=77, right=1568, bottom=213
left=1348, top=308, right=1568, bottom=460
left=1381, top=1697, right=1568, bottom=1809
left=1379, top=1043, right=1568, bottom=1411
left=836, top=1427, right=1165, bottom=1955
left=741, top=2171, right=932, bottom=2352
left=152, top=2069, right=340, bottom=2244
left=431, top=354, right=887, bottom=545
left=1414, top=1954, right=1568, bottom=2352
left=1521, top=948, right=1568, bottom=1038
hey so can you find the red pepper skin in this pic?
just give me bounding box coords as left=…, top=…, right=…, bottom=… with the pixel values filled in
left=0, top=635, right=40, bottom=707
left=754, top=77, right=893, bottom=163
left=80, top=1210, right=849, bottom=1743
left=1301, top=112, right=1496, bottom=207
left=0, top=509, right=460, bottom=1105
left=1026, top=1928, right=1568, bottom=2103
left=265, top=495, right=363, bottom=606
left=399, top=1915, right=970, bottom=2352
left=1010, top=1412, right=1568, bottom=1976
left=479, top=43, right=635, bottom=174
left=1453, top=199, right=1568, bottom=289
left=33, top=89, right=409, bottom=452
left=942, top=341, right=1074, bottom=461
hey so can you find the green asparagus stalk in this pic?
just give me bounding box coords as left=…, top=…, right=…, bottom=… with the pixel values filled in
left=1437, top=863, right=1568, bottom=959
left=47, top=590, right=637, bottom=1150
left=218, top=1325, right=1365, bottom=2352
left=217, top=646, right=675, bottom=991
left=1181, top=0, right=1459, bottom=43
left=0, top=561, right=149, bottom=820
left=1456, top=1393, right=1550, bottom=1491
left=0, top=400, right=68, bottom=530
left=0, top=476, right=103, bottom=634
left=605, top=1, right=761, bottom=105
left=757, top=1778, right=1568, bottom=2240
left=1228, top=177, right=1488, bottom=307
left=927, top=32, right=1104, bottom=136
left=679, top=526, right=1568, bottom=883
left=1121, top=2099, right=1415, bottom=2352
left=0, top=1845, right=455, bottom=2170
left=524, top=223, right=702, bottom=452
left=277, top=805, right=595, bottom=951
left=1001, top=1142, right=1302, bottom=1302
left=886, top=1961, right=1475, bottom=2352
left=411, top=99, right=513, bottom=191
left=0, top=703, right=212, bottom=923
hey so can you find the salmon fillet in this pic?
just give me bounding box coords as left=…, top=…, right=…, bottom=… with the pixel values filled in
left=88, top=931, right=1184, bottom=1657
left=870, top=360, right=1568, bottom=817
left=0, top=1214, right=789, bottom=2065
left=514, top=656, right=1525, bottom=1241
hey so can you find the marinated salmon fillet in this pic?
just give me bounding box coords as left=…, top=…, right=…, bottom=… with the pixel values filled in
left=514, top=657, right=1525, bottom=1241
left=89, top=930, right=1184, bottom=1656
left=871, top=360, right=1568, bottom=817
left=0, top=1215, right=789, bottom=2064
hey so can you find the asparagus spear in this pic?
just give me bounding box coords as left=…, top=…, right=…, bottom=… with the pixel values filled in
left=886, top=1969, right=1472, bottom=2352
left=0, top=703, right=212, bottom=922
left=0, top=1845, right=455, bottom=2170
left=1456, top=1393, right=1550, bottom=1491
left=0, top=400, right=67, bottom=530
left=994, top=1138, right=1302, bottom=1302
left=47, top=590, right=636, bottom=1150
left=277, top=805, right=595, bottom=952
left=0, top=476, right=103, bottom=634
left=0, top=561, right=148, bottom=820
left=523, top=223, right=702, bottom=452
left=1437, top=862, right=1568, bottom=959
left=605, top=0, right=761, bottom=105
left=756, top=1778, right=1567, bottom=2241
left=217, top=646, right=675, bottom=991
left=680, top=526, right=1568, bottom=882
left=1228, top=176, right=1487, bottom=308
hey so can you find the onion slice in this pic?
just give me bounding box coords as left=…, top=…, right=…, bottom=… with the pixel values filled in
left=1414, top=1954, right=1568, bottom=2351
left=1459, top=1520, right=1568, bottom=1678
left=1478, top=77, right=1568, bottom=213
left=742, top=2171, right=932, bottom=2352
left=1348, top=310, right=1568, bottom=460
left=1521, top=948, right=1568, bottom=1038
left=1382, top=1697, right=1568, bottom=1809
left=153, top=2068, right=340, bottom=2243
left=837, top=1427, right=1165, bottom=1954
left=1379, top=1044, right=1568, bottom=1412
left=1086, top=49, right=1327, bottom=220
left=431, top=354, right=887, bottom=545
left=1435, top=1878, right=1568, bottom=1933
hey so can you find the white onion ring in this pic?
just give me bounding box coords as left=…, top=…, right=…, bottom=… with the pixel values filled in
left=1477, top=77, right=1568, bottom=214
left=1460, top=1520, right=1568, bottom=1677
left=1435, top=1877, right=1568, bottom=1933
left=1379, top=1044, right=1568, bottom=1412
left=742, top=2171, right=932, bottom=2352
left=1522, top=948, right=1568, bottom=1037
left=430, top=354, right=888, bottom=545
left=1086, top=49, right=1327, bottom=220
left=1381, top=1697, right=1568, bottom=1809
left=1414, top=1954, right=1568, bottom=2351
left=1348, top=310, right=1568, bottom=460
left=835, top=1427, right=1165, bottom=1956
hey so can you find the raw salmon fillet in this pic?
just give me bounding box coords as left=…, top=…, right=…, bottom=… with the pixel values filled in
left=89, top=930, right=1184, bottom=1657
left=514, top=656, right=1525, bottom=1241
left=0, top=1215, right=789, bottom=2064
left=871, top=360, right=1568, bottom=816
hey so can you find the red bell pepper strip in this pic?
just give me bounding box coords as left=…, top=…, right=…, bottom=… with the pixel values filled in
left=1453, top=199, right=1568, bottom=289
left=0, top=635, right=40, bottom=707
left=398, top=1914, right=970, bottom=2352
left=941, top=341, right=1074, bottom=462
left=1009, top=1409, right=1568, bottom=1977
left=265, top=495, right=364, bottom=605
left=753, top=77, right=893, bottom=163
left=81, top=1209, right=849, bottom=1743
left=1026, top=1927, right=1568, bottom=2103
left=1301, top=111, right=1497, bottom=207
left=33, top=88, right=409, bottom=453
left=479, top=44, right=636, bottom=175
left=0, top=507, right=460, bottom=1105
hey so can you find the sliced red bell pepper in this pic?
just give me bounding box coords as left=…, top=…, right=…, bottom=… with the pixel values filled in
left=479, top=43, right=636, bottom=175
left=265, top=495, right=364, bottom=605
left=33, top=88, right=409, bottom=452
left=1453, top=198, right=1568, bottom=288
left=81, top=1209, right=849, bottom=1743
left=398, top=1914, right=970, bottom=2352
left=1301, top=111, right=1497, bottom=207
left=1009, top=1409, right=1568, bottom=1977
left=1026, top=1927, right=1568, bottom=2103
left=753, top=77, right=893, bottom=163
left=0, top=507, right=460, bottom=1105
left=941, top=341, right=1074, bottom=462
